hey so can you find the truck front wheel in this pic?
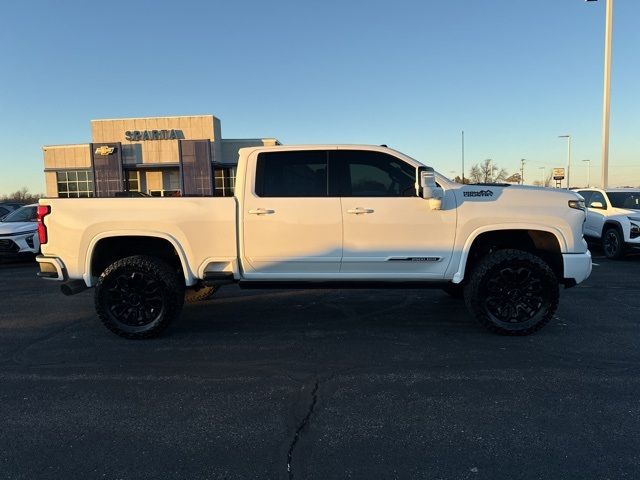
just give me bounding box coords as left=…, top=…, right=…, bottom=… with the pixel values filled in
left=464, top=249, right=559, bottom=335
left=95, top=255, right=185, bottom=339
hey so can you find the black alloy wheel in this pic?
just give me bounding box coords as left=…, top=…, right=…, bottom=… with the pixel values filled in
left=483, top=265, right=545, bottom=324
left=95, top=255, right=184, bottom=339
left=464, top=249, right=559, bottom=335
left=602, top=227, right=624, bottom=259
left=105, top=271, right=165, bottom=327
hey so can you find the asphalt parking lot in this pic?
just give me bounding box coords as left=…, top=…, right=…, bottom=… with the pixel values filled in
left=1, top=253, right=639, bottom=480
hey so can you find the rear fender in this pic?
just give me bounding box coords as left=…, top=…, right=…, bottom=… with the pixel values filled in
left=84, top=230, right=194, bottom=287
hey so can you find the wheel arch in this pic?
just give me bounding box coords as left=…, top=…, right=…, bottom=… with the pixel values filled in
left=84, top=231, right=194, bottom=287
left=601, top=219, right=624, bottom=237
left=452, top=226, right=565, bottom=284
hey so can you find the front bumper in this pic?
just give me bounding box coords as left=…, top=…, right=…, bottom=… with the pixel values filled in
left=562, top=251, right=592, bottom=286
left=0, top=231, right=38, bottom=254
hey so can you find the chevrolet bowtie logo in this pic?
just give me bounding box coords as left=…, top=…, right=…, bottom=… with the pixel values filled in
left=94, top=145, right=115, bottom=156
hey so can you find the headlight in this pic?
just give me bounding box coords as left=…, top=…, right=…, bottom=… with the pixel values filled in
left=630, top=222, right=640, bottom=239
left=568, top=199, right=586, bottom=211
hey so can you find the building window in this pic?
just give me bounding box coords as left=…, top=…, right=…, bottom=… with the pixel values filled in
left=149, top=190, right=181, bottom=197
left=148, top=169, right=181, bottom=197
left=56, top=170, right=94, bottom=198
left=126, top=170, right=140, bottom=192
left=214, top=166, right=236, bottom=197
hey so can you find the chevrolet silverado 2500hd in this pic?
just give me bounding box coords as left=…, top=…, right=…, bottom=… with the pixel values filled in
left=36, top=145, right=592, bottom=338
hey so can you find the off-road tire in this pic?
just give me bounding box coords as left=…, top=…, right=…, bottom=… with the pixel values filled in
left=95, top=255, right=184, bottom=339
left=185, top=285, right=219, bottom=304
left=442, top=283, right=464, bottom=299
left=602, top=226, right=625, bottom=259
left=463, top=249, right=559, bottom=335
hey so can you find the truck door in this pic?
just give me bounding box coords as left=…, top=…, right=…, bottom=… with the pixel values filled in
left=242, top=149, right=342, bottom=276
left=334, top=149, right=456, bottom=279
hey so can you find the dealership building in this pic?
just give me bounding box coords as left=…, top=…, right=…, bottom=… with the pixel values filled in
left=42, top=115, right=279, bottom=198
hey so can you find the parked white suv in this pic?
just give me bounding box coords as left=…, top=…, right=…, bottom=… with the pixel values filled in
left=0, top=204, right=40, bottom=257
left=574, top=188, right=640, bottom=259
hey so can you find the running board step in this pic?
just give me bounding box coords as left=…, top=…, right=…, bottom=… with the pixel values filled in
left=237, top=280, right=449, bottom=290
left=202, top=272, right=235, bottom=286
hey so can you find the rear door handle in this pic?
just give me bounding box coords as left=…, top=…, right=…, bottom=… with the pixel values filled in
left=248, top=208, right=275, bottom=215
left=347, top=207, right=374, bottom=215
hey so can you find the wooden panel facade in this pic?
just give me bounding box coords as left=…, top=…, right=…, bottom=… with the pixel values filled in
left=90, top=115, right=218, bottom=165
left=42, top=145, right=91, bottom=170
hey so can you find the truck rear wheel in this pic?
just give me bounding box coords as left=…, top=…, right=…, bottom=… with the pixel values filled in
left=185, top=285, right=219, bottom=303
left=464, top=249, right=559, bottom=335
left=95, top=255, right=184, bottom=339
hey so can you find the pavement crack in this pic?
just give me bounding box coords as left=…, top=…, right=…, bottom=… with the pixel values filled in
left=287, top=379, right=319, bottom=480
left=3, top=319, right=85, bottom=366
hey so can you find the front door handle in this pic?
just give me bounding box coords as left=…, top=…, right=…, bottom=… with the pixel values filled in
left=248, top=208, right=275, bottom=215
left=347, top=207, right=374, bottom=215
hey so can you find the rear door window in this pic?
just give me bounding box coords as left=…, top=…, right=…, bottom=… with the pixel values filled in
left=255, top=151, right=328, bottom=197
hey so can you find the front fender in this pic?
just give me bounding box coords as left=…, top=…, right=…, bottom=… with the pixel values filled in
left=449, top=224, right=568, bottom=284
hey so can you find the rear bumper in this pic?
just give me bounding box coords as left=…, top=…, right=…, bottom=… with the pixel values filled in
left=562, top=251, right=592, bottom=286
left=36, top=255, right=67, bottom=281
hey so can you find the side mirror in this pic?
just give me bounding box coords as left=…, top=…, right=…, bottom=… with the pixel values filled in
left=420, top=169, right=443, bottom=210
left=589, top=201, right=605, bottom=209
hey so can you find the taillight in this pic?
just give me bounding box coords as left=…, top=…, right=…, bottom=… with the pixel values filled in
left=37, top=205, right=51, bottom=245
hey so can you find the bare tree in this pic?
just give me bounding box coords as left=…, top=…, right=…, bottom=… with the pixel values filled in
left=532, top=173, right=554, bottom=187
left=453, top=176, right=470, bottom=184
left=1, top=187, right=43, bottom=204
left=468, top=159, right=509, bottom=183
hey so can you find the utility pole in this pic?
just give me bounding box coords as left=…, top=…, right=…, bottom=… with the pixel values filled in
left=520, top=159, right=526, bottom=185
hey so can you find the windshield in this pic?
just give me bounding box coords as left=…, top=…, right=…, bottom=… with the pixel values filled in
left=2, top=205, right=37, bottom=223
left=607, top=192, right=640, bottom=210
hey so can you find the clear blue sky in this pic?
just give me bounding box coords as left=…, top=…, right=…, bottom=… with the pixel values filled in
left=1, top=0, right=638, bottom=193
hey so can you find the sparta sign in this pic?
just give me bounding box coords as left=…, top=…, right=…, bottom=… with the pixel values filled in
left=125, top=129, right=183, bottom=141
left=552, top=168, right=565, bottom=180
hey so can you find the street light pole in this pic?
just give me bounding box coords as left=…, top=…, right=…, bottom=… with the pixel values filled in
left=587, top=0, right=613, bottom=188
left=558, top=135, right=571, bottom=189
left=461, top=130, right=465, bottom=184
left=601, top=0, right=613, bottom=188
left=582, top=159, right=591, bottom=187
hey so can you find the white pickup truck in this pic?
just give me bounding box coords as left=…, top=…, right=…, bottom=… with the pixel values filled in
left=36, top=145, right=591, bottom=338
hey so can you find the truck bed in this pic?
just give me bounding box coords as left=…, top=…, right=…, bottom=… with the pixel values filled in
left=40, top=197, right=237, bottom=286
